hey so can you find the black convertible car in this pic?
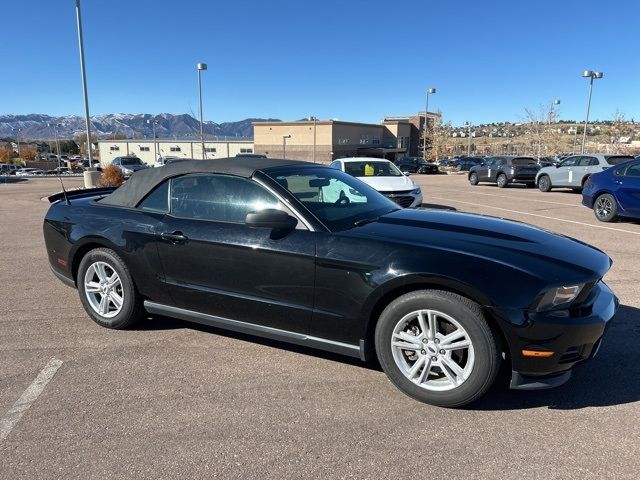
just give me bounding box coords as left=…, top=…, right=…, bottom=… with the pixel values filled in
left=44, top=158, right=618, bottom=407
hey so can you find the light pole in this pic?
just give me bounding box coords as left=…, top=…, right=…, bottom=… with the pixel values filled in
left=312, top=116, right=317, bottom=163
left=75, top=0, right=93, bottom=168
left=197, top=63, right=207, bottom=159
left=147, top=118, right=159, bottom=163
left=464, top=121, right=471, bottom=155
left=48, top=123, right=62, bottom=168
left=282, top=135, right=291, bottom=159
left=581, top=70, right=603, bottom=154
left=423, top=87, right=436, bottom=161
left=549, top=99, right=561, bottom=125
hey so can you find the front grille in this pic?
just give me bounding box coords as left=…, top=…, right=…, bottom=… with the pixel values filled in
left=385, top=195, right=415, bottom=208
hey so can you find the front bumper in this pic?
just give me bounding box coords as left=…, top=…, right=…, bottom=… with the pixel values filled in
left=490, top=282, right=618, bottom=384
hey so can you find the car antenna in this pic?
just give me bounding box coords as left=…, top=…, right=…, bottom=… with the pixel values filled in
left=57, top=172, right=71, bottom=205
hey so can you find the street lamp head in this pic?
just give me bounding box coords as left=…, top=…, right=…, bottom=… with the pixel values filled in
left=283, top=134, right=291, bottom=139
left=553, top=99, right=561, bottom=105
left=197, top=63, right=207, bottom=71
left=427, top=88, right=436, bottom=94
left=582, top=70, right=593, bottom=77
left=594, top=71, right=603, bottom=79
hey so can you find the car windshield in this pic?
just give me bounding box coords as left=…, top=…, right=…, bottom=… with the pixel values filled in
left=121, top=157, right=144, bottom=166
left=605, top=155, right=634, bottom=165
left=344, top=161, right=403, bottom=177
left=265, top=166, right=399, bottom=231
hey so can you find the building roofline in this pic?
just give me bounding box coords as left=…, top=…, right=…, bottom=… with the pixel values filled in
left=96, top=138, right=253, bottom=144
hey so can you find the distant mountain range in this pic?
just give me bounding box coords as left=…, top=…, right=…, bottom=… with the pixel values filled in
left=0, top=113, right=281, bottom=141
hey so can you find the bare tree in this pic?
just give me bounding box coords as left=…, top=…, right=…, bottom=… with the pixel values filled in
left=608, top=110, right=633, bottom=153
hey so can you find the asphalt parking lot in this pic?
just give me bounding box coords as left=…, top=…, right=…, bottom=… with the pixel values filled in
left=1, top=174, right=639, bottom=479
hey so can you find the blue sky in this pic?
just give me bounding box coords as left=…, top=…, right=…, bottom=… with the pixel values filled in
left=4, top=0, right=639, bottom=125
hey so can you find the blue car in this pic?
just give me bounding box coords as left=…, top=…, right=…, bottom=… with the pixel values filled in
left=582, top=157, right=640, bottom=222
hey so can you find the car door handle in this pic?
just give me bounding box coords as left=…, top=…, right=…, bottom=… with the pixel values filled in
left=160, top=231, right=188, bottom=243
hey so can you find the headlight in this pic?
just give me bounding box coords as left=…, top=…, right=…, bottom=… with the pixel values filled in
left=536, top=284, right=584, bottom=311
left=123, top=168, right=133, bottom=174
left=411, top=187, right=421, bottom=195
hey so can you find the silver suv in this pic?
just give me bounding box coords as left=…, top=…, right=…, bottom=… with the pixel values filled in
left=536, top=153, right=634, bottom=192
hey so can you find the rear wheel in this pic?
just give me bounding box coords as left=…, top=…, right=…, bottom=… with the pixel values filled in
left=594, top=193, right=618, bottom=222
left=469, top=172, right=479, bottom=185
left=496, top=174, right=508, bottom=188
left=538, top=175, right=552, bottom=192
left=77, top=248, right=143, bottom=329
left=375, top=290, right=501, bottom=407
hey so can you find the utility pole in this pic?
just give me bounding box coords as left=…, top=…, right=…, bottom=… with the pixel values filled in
left=197, top=63, right=207, bottom=159
left=282, top=135, right=291, bottom=159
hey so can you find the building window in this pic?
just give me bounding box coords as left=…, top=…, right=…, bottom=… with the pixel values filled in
left=205, top=147, right=216, bottom=153
left=372, top=136, right=380, bottom=145
left=338, top=138, right=350, bottom=145
left=240, top=148, right=253, bottom=153
left=170, top=146, right=181, bottom=152
left=110, top=146, right=120, bottom=151
left=359, top=134, right=369, bottom=145
left=139, top=146, right=150, bottom=152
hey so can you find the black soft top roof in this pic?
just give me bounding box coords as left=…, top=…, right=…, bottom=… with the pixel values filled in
left=100, top=157, right=314, bottom=208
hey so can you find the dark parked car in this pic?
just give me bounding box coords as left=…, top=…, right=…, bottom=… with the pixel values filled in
left=469, top=156, right=540, bottom=188
left=394, top=157, right=439, bottom=174
left=44, top=158, right=618, bottom=407
left=452, top=156, right=484, bottom=171
left=582, top=158, right=640, bottom=222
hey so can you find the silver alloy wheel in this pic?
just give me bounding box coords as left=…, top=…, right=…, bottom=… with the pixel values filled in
left=595, top=196, right=613, bottom=219
left=390, top=309, right=475, bottom=392
left=497, top=175, right=506, bottom=187
left=84, top=261, right=124, bottom=319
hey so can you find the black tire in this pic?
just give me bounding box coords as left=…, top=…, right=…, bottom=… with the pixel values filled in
left=538, top=175, right=552, bottom=192
left=496, top=173, right=508, bottom=188
left=469, top=172, right=479, bottom=185
left=77, top=248, right=143, bottom=329
left=374, top=290, right=501, bottom=408
left=593, top=193, right=618, bottom=222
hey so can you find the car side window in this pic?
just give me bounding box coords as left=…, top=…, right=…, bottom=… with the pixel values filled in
left=138, top=180, right=169, bottom=213
left=624, top=162, right=640, bottom=178
left=170, top=174, right=280, bottom=223
left=578, top=156, right=597, bottom=166
left=329, top=161, right=341, bottom=170
left=560, top=157, right=578, bottom=167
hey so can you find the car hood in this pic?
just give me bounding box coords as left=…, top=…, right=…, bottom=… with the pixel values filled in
left=355, top=174, right=416, bottom=192
left=348, top=208, right=611, bottom=283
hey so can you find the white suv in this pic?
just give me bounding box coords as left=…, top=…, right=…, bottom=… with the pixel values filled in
left=330, top=157, right=423, bottom=208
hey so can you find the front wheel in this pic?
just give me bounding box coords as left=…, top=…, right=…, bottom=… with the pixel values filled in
left=594, top=193, right=618, bottom=222
left=538, top=175, right=552, bottom=192
left=375, top=290, right=501, bottom=407
left=496, top=174, right=508, bottom=188
left=469, top=172, right=479, bottom=185
left=77, top=247, right=143, bottom=329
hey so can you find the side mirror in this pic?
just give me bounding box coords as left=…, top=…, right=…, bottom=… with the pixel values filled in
left=245, top=208, right=297, bottom=231
left=555, top=164, right=560, bottom=168
left=403, top=171, right=411, bottom=176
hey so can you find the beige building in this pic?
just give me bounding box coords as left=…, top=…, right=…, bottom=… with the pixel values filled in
left=253, top=119, right=414, bottom=164
left=97, top=139, right=254, bottom=166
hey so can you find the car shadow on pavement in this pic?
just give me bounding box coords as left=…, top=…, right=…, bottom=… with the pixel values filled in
left=471, top=304, right=640, bottom=410
left=0, top=177, right=28, bottom=184
left=138, top=314, right=382, bottom=371
left=139, top=304, right=639, bottom=408
left=420, top=203, right=457, bottom=211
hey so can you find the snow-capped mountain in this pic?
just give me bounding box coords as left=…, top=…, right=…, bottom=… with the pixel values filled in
left=0, top=113, right=280, bottom=140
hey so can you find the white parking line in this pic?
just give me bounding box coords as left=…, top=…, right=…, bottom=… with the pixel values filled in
left=430, top=196, right=640, bottom=236
left=0, top=358, right=63, bottom=442
left=458, top=190, right=580, bottom=207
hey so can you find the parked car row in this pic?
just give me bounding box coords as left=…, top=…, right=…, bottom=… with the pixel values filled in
left=466, top=153, right=640, bottom=223
left=1, top=165, right=81, bottom=176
